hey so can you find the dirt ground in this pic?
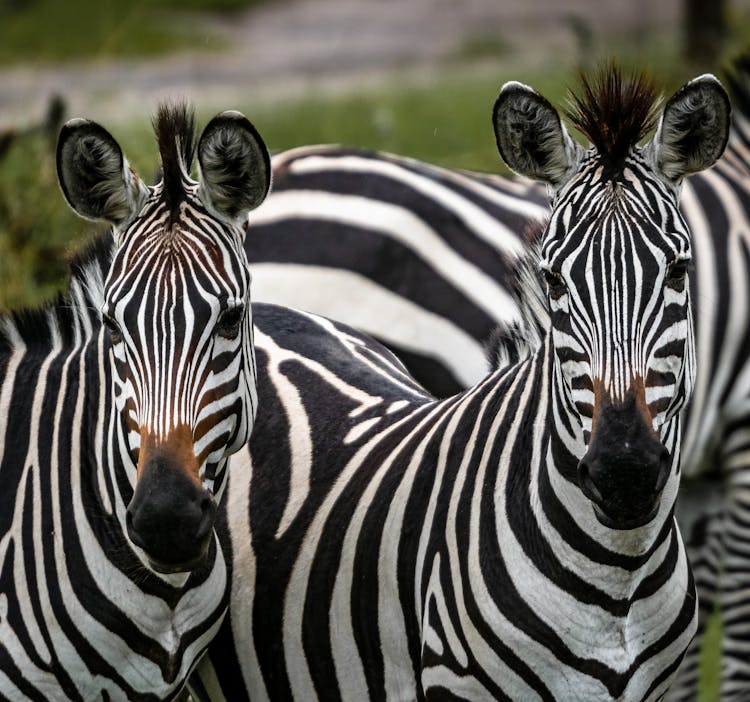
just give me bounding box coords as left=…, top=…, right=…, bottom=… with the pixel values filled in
left=0, top=0, right=737, bottom=127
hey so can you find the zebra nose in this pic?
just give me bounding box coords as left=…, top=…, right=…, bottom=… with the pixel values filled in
left=578, top=425, right=671, bottom=530
left=126, top=458, right=216, bottom=573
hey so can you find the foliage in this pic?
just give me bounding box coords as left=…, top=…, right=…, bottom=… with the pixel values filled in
left=698, top=607, right=722, bottom=702
left=0, top=125, right=87, bottom=310
left=0, top=0, right=264, bottom=65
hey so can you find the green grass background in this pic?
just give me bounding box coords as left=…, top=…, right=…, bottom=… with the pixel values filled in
left=0, top=0, right=265, bottom=65
left=0, top=4, right=743, bottom=696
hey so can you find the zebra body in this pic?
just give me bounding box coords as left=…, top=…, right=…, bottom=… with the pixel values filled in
left=243, top=58, right=750, bottom=699
left=191, top=70, right=729, bottom=700
left=0, top=105, right=270, bottom=699
left=248, top=145, right=548, bottom=396
left=192, top=304, right=693, bottom=702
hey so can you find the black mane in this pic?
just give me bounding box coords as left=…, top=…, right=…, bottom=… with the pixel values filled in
left=565, top=64, right=660, bottom=168
left=486, top=220, right=549, bottom=371
left=153, top=102, right=197, bottom=220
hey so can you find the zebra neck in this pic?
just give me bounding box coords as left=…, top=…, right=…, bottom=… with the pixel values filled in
left=457, top=339, right=683, bottom=642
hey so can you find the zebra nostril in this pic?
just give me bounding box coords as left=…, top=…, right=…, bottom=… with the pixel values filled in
left=654, top=447, right=672, bottom=492
left=578, top=456, right=622, bottom=511
left=195, top=495, right=216, bottom=542
left=125, top=507, right=147, bottom=550
left=577, top=459, right=601, bottom=503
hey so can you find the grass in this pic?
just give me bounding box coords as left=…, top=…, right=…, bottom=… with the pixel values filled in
left=0, top=128, right=86, bottom=309
left=0, top=0, right=264, bottom=66
left=699, top=608, right=722, bottom=702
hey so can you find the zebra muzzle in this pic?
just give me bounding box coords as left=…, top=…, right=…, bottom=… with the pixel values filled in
left=577, top=392, right=672, bottom=530
left=126, top=451, right=217, bottom=573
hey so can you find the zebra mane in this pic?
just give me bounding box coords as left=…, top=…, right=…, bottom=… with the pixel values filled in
left=486, top=220, right=549, bottom=371
left=564, top=64, right=660, bottom=169
left=153, top=101, right=197, bottom=220
left=0, top=232, right=112, bottom=353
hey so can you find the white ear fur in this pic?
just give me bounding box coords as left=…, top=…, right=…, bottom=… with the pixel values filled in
left=197, top=111, right=271, bottom=223
left=56, top=119, right=148, bottom=225
left=492, top=81, right=582, bottom=189
left=651, top=74, right=730, bottom=182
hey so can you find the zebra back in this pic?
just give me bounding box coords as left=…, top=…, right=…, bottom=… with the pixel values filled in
left=248, top=144, right=548, bottom=395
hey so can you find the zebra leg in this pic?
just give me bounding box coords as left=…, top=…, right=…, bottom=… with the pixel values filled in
left=170, top=687, right=194, bottom=702
left=668, top=478, right=725, bottom=701
left=187, top=654, right=229, bottom=702
left=719, top=458, right=750, bottom=700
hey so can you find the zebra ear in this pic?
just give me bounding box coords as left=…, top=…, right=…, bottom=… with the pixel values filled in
left=651, top=74, right=730, bottom=182
left=57, top=119, right=148, bottom=225
left=197, top=111, right=271, bottom=222
left=492, top=82, right=582, bottom=189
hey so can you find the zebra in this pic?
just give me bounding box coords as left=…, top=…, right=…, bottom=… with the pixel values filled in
left=188, top=68, right=730, bottom=701
left=239, top=54, right=750, bottom=699
left=0, top=103, right=270, bottom=700
left=245, top=143, right=548, bottom=396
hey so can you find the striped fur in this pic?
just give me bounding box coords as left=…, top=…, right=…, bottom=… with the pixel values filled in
left=246, top=144, right=548, bottom=395
left=239, top=55, right=750, bottom=701
left=0, top=105, right=269, bottom=699
left=190, top=69, right=728, bottom=700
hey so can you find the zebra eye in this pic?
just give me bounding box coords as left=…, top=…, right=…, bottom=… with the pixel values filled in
left=667, top=259, right=690, bottom=288
left=102, top=314, right=123, bottom=345
left=217, top=305, right=244, bottom=339
left=542, top=269, right=566, bottom=297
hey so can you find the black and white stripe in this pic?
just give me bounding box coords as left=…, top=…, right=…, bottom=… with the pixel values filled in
left=248, top=144, right=548, bottom=396
left=0, top=104, right=270, bottom=699
left=190, top=69, right=729, bottom=701
left=242, top=56, right=750, bottom=701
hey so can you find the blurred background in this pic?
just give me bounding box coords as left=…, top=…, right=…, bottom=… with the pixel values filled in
left=0, top=1, right=746, bottom=698
left=1, top=0, right=749, bottom=311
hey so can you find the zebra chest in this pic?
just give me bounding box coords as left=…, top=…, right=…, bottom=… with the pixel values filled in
left=0, top=525, right=228, bottom=701
left=417, top=540, right=696, bottom=701
left=420, top=601, right=688, bottom=701
left=0, top=597, right=225, bottom=702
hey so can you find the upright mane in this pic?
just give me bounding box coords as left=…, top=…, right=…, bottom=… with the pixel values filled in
left=564, top=64, right=660, bottom=169
left=153, top=102, right=196, bottom=219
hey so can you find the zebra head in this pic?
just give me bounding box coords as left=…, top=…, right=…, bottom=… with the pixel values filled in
left=493, top=68, right=730, bottom=530
left=56, top=104, right=270, bottom=572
